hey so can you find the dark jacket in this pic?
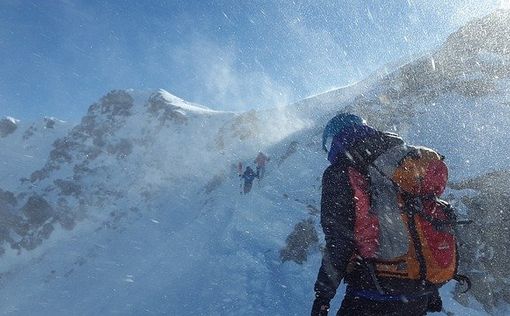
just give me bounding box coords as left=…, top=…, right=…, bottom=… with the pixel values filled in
left=242, top=167, right=257, bottom=183
left=313, top=131, right=441, bottom=315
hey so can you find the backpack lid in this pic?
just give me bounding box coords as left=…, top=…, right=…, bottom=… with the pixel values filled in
left=368, top=141, right=411, bottom=176
left=393, top=147, right=448, bottom=196
left=371, top=145, right=448, bottom=196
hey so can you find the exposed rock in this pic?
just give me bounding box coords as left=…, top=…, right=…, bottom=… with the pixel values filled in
left=439, top=10, right=510, bottom=59
left=146, top=93, right=188, bottom=125
left=451, top=170, right=510, bottom=310
left=0, top=189, right=17, bottom=206
left=215, top=110, right=259, bottom=149
left=77, top=114, right=98, bottom=137
left=49, top=137, right=77, bottom=163
left=72, top=163, right=93, bottom=180
left=21, top=195, right=54, bottom=226
left=450, top=170, right=510, bottom=192
left=106, top=138, right=133, bottom=159
left=95, top=90, right=134, bottom=117
left=54, top=179, right=82, bottom=196
left=30, top=166, right=56, bottom=183
left=204, top=173, right=226, bottom=194
left=280, top=218, right=319, bottom=264
left=0, top=117, right=17, bottom=137
left=44, top=117, right=56, bottom=129
left=351, top=11, right=510, bottom=136
left=450, top=78, right=496, bottom=98
left=0, top=190, right=24, bottom=249
left=39, top=223, right=54, bottom=240
left=22, top=125, right=36, bottom=140
left=58, top=213, right=76, bottom=231
left=17, top=235, right=43, bottom=251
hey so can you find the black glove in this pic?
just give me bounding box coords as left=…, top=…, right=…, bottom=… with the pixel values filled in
left=311, top=297, right=330, bottom=316
left=427, top=289, right=443, bottom=313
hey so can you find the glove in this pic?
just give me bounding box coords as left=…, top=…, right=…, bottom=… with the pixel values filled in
left=427, top=289, right=443, bottom=313
left=311, top=297, right=330, bottom=316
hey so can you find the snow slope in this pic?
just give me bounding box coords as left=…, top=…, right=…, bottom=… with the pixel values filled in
left=0, top=10, right=510, bottom=316
left=0, top=88, right=322, bottom=315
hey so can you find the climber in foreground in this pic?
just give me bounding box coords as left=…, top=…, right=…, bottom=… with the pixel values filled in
left=311, top=113, right=462, bottom=315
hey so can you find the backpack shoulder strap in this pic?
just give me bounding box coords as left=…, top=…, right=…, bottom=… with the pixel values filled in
left=349, top=131, right=406, bottom=170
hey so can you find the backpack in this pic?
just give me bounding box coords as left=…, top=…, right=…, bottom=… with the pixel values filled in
left=349, top=141, right=465, bottom=288
left=243, top=167, right=257, bottom=183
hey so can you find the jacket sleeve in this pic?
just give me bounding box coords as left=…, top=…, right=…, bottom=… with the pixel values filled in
left=314, top=164, right=356, bottom=300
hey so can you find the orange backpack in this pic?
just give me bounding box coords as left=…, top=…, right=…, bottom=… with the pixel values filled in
left=350, top=144, right=463, bottom=286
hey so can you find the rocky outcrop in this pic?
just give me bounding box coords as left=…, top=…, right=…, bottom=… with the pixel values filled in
left=1, top=90, right=147, bottom=254
left=204, top=173, right=226, bottom=194
left=93, top=90, right=134, bottom=117
left=54, top=179, right=82, bottom=196
left=0, top=188, right=16, bottom=206
left=44, top=117, right=56, bottom=129
left=0, top=189, right=23, bottom=254
left=215, top=110, right=260, bottom=150
left=146, top=92, right=188, bottom=125
left=341, top=11, right=510, bottom=134
left=450, top=170, right=510, bottom=310
left=21, top=195, right=55, bottom=226
left=106, top=138, right=133, bottom=159
left=280, top=218, right=319, bottom=264
left=0, top=117, right=17, bottom=137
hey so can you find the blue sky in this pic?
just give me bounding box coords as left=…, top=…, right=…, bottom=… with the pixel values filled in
left=0, top=0, right=503, bottom=121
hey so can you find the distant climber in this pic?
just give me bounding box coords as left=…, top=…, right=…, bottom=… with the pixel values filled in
left=237, top=161, right=243, bottom=177
left=254, top=152, right=270, bottom=180
left=241, top=166, right=258, bottom=194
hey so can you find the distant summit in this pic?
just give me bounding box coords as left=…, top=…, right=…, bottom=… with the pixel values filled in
left=0, top=116, right=18, bottom=137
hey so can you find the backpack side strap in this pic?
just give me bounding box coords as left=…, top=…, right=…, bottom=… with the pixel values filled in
left=416, top=198, right=474, bottom=228
left=454, top=274, right=472, bottom=293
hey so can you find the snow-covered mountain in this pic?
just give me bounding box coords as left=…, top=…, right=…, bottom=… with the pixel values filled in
left=0, top=10, right=509, bottom=316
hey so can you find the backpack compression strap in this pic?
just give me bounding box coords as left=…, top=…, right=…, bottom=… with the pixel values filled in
left=454, top=274, right=472, bottom=293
